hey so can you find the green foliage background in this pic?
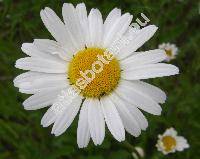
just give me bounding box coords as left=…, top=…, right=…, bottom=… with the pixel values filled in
left=0, top=0, right=199, bottom=158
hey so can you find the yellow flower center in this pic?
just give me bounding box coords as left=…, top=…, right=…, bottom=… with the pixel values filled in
left=68, top=47, right=121, bottom=98
left=165, top=49, right=172, bottom=57
left=162, top=136, right=177, bottom=152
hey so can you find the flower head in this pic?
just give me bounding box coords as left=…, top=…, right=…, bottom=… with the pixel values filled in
left=156, top=128, right=189, bottom=154
left=14, top=3, right=179, bottom=148
left=158, top=43, right=178, bottom=62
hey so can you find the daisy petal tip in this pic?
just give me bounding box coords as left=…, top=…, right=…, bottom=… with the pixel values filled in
left=175, top=67, right=180, bottom=74
left=135, top=133, right=141, bottom=138
left=15, top=58, right=28, bottom=70
left=93, top=142, right=98, bottom=146
left=41, top=120, right=50, bottom=128
left=151, top=106, right=162, bottom=116
left=40, top=121, right=44, bottom=126
left=15, top=60, right=19, bottom=68
left=147, top=25, right=158, bottom=34
left=151, top=24, right=158, bottom=30
left=121, top=137, right=126, bottom=142
left=22, top=100, right=28, bottom=107
left=78, top=144, right=87, bottom=149
left=171, top=66, right=179, bottom=76
left=165, top=64, right=180, bottom=76
left=44, top=7, right=52, bottom=12
left=51, top=127, right=56, bottom=134
left=50, top=130, right=54, bottom=135
left=109, top=7, right=121, bottom=16
left=15, top=63, right=22, bottom=70
left=76, top=2, right=86, bottom=7
left=93, top=140, right=103, bottom=146
left=40, top=9, right=45, bottom=16
left=23, top=106, right=29, bottom=110
left=51, top=129, right=57, bottom=136
left=159, top=95, right=167, bottom=104
left=155, top=110, right=162, bottom=116
left=133, top=130, right=142, bottom=137
left=51, top=128, right=63, bottom=137
left=63, top=3, right=74, bottom=8
left=21, top=43, right=26, bottom=49
left=13, top=82, right=17, bottom=88
left=160, top=100, right=166, bottom=104
left=23, top=105, right=32, bottom=111
left=143, top=126, right=148, bottom=131
left=23, top=101, right=36, bottom=110
left=118, top=134, right=126, bottom=142
left=41, top=122, right=46, bottom=128
left=54, top=133, right=60, bottom=137
left=154, top=25, right=158, bottom=30
left=13, top=78, right=18, bottom=87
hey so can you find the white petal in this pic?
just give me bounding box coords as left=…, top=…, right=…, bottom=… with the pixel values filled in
left=76, top=3, right=90, bottom=46
left=88, top=9, right=103, bottom=47
left=110, top=93, right=141, bottom=137
left=117, top=25, right=158, bottom=60
left=122, top=63, right=179, bottom=80
left=77, top=99, right=90, bottom=148
left=23, top=90, right=61, bottom=110
left=40, top=7, right=76, bottom=53
left=41, top=88, right=79, bottom=128
left=33, top=39, right=72, bottom=61
left=176, top=136, right=189, bottom=151
left=115, top=80, right=162, bottom=115
left=14, top=72, right=69, bottom=95
left=62, top=3, right=85, bottom=50
left=21, top=43, right=45, bottom=57
left=103, top=8, right=121, bottom=37
left=164, top=127, right=177, bottom=136
left=14, top=72, right=44, bottom=87
left=51, top=96, right=82, bottom=136
left=19, top=86, right=67, bottom=95
left=21, top=43, right=65, bottom=62
left=103, top=13, right=133, bottom=48
left=125, top=102, right=148, bottom=130
left=130, top=81, right=166, bottom=104
left=15, top=57, right=67, bottom=73
left=100, top=97, right=125, bottom=142
left=41, top=107, right=57, bottom=127
left=121, top=49, right=167, bottom=70
left=18, top=74, right=68, bottom=93
left=88, top=99, right=105, bottom=145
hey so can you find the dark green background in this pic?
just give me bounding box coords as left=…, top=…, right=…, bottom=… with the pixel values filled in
left=0, top=0, right=199, bottom=159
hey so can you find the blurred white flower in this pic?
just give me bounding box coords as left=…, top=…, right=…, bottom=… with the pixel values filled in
left=132, top=146, right=145, bottom=159
left=158, top=43, right=178, bottom=62
left=156, top=127, right=189, bottom=155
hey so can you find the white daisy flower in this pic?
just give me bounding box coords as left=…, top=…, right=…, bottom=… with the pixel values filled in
left=158, top=43, right=178, bottom=62
left=14, top=3, right=179, bottom=148
left=156, top=128, right=189, bottom=155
